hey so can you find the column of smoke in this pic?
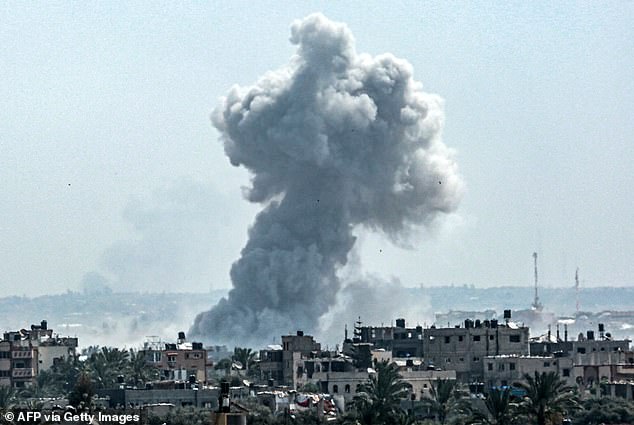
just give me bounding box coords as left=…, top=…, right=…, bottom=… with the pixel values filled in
left=190, top=14, right=463, bottom=347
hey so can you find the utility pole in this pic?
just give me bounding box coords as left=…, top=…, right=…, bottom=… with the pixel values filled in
left=575, top=267, right=580, bottom=313
left=531, top=252, right=543, bottom=311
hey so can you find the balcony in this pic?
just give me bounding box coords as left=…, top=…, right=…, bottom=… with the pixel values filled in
left=12, top=368, right=35, bottom=378
left=11, top=350, right=33, bottom=359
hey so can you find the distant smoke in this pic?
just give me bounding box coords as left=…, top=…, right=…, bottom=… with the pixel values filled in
left=190, top=14, right=463, bottom=347
left=317, top=275, right=432, bottom=347
left=83, top=179, right=248, bottom=293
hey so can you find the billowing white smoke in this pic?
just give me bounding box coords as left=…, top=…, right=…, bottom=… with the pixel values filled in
left=190, top=14, right=463, bottom=347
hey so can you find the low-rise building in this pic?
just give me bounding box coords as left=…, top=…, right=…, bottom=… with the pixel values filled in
left=483, top=355, right=575, bottom=388
left=1, top=320, right=78, bottom=388
left=424, top=319, right=530, bottom=382
left=142, top=332, right=208, bottom=383
left=356, top=318, right=424, bottom=358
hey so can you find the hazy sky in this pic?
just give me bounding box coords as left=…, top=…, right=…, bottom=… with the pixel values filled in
left=2, top=2, right=633, bottom=296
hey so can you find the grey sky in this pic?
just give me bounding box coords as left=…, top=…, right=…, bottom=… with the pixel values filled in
left=2, top=2, right=633, bottom=296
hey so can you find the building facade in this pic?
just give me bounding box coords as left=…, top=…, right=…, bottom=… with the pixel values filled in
left=424, top=319, right=530, bottom=382
left=1, top=320, right=78, bottom=388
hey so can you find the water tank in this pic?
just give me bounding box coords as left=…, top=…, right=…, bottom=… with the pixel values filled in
left=503, top=310, right=512, bottom=319
left=587, top=330, right=595, bottom=340
left=491, top=319, right=498, bottom=329
left=396, top=318, right=406, bottom=328
left=598, top=323, right=605, bottom=332
left=297, top=330, right=304, bottom=336
left=465, top=319, right=473, bottom=329
left=475, top=319, right=481, bottom=328
left=41, top=320, right=48, bottom=330
left=178, top=331, right=186, bottom=341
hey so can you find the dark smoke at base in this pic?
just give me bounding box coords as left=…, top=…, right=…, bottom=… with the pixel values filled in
left=190, top=14, right=463, bottom=347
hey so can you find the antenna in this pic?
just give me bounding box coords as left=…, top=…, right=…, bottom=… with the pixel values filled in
left=575, top=267, right=580, bottom=313
left=531, top=252, right=543, bottom=311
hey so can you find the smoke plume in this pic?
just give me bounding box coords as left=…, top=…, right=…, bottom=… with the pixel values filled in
left=191, top=14, right=463, bottom=346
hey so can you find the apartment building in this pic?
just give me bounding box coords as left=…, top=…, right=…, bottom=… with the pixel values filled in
left=356, top=318, right=424, bottom=358
left=424, top=319, right=530, bottom=382
left=142, top=332, right=208, bottom=383
left=0, top=320, right=78, bottom=388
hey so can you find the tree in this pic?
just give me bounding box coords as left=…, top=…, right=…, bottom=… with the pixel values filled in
left=127, top=349, right=159, bottom=387
left=47, top=354, right=86, bottom=394
left=353, top=361, right=410, bottom=424
left=420, top=378, right=464, bottom=424
left=68, top=372, right=95, bottom=411
left=233, top=347, right=257, bottom=372
left=572, top=396, right=634, bottom=425
left=467, top=387, right=518, bottom=425
left=0, top=386, right=16, bottom=409
left=514, top=371, right=579, bottom=425
left=87, top=347, right=129, bottom=389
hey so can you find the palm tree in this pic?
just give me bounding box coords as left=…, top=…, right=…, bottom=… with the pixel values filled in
left=0, top=386, right=16, bottom=409
left=421, top=378, right=461, bottom=424
left=468, top=387, right=517, bottom=425
left=353, top=360, right=410, bottom=424
left=87, top=347, right=129, bottom=389
left=514, top=371, right=579, bottom=425
left=127, top=349, right=159, bottom=387
left=232, top=347, right=256, bottom=372
left=49, top=354, right=86, bottom=394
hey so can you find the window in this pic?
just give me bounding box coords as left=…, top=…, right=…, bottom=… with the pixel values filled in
left=445, top=336, right=451, bottom=344
left=459, top=358, right=464, bottom=362
left=509, top=363, right=516, bottom=371
left=0, top=371, right=9, bottom=377
left=487, top=363, right=493, bottom=371
left=332, top=385, right=338, bottom=394
left=473, top=357, right=480, bottom=362
left=563, top=369, right=570, bottom=377
left=458, top=336, right=464, bottom=342
left=577, top=347, right=586, bottom=354
left=345, top=384, right=350, bottom=393
left=0, top=352, right=9, bottom=359
left=446, top=358, right=451, bottom=363
left=498, top=364, right=504, bottom=371
left=473, top=335, right=481, bottom=342
left=509, top=335, right=521, bottom=343
left=543, top=362, right=550, bottom=367
left=489, top=335, right=494, bottom=340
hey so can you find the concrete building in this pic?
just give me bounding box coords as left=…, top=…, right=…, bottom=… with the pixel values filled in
left=424, top=319, right=530, bottom=382
left=142, top=332, right=208, bottom=383
left=530, top=324, right=630, bottom=357
left=355, top=318, right=424, bottom=358
left=259, top=331, right=322, bottom=388
left=483, top=355, right=576, bottom=388
left=0, top=320, right=78, bottom=388
left=307, top=364, right=456, bottom=402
